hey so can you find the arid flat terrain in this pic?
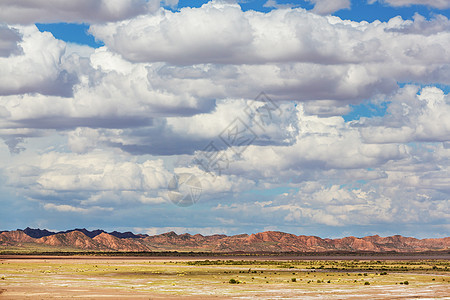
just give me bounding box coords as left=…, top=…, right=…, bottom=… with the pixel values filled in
left=0, top=255, right=449, bottom=299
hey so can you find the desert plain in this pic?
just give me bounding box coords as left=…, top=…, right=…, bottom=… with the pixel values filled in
left=0, top=254, right=449, bottom=299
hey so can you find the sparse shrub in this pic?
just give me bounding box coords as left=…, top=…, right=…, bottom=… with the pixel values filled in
left=432, top=278, right=435, bottom=281
left=327, top=280, right=331, bottom=283
left=291, top=278, right=296, bottom=282
left=363, top=273, right=368, bottom=276
left=1, top=276, right=5, bottom=280
left=317, top=280, right=321, bottom=283
left=364, top=282, right=370, bottom=285
left=380, top=272, right=388, bottom=275
left=403, top=281, right=409, bottom=285
left=229, top=279, right=238, bottom=284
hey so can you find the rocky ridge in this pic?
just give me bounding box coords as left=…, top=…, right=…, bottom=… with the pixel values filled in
left=0, top=229, right=449, bottom=252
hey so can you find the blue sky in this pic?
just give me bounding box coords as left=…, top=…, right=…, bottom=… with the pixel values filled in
left=0, top=0, right=449, bottom=238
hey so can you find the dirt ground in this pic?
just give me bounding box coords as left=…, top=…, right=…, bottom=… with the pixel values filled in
left=0, top=256, right=449, bottom=299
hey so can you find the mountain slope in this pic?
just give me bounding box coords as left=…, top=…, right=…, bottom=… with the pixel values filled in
left=0, top=229, right=448, bottom=253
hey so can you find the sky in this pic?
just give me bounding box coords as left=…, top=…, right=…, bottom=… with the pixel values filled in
left=0, top=0, right=449, bottom=239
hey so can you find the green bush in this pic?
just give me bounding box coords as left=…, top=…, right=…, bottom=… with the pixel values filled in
left=364, top=282, right=370, bottom=285
left=291, top=278, right=296, bottom=282
left=229, top=279, right=238, bottom=284
left=404, top=281, right=409, bottom=285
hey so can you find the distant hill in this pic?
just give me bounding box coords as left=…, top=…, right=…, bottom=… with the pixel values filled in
left=13, top=228, right=146, bottom=240
left=58, top=228, right=106, bottom=239
left=22, top=227, right=55, bottom=239
left=0, top=229, right=449, bottom=253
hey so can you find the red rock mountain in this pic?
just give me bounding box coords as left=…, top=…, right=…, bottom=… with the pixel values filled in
left=0, top=229, right=448, bottom=252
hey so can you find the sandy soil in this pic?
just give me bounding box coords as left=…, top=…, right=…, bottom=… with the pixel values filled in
left=0, top=256, right=448, bottom=299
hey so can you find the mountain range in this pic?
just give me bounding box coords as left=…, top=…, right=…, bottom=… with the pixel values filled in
left=0, top=228, right=449, bottom=253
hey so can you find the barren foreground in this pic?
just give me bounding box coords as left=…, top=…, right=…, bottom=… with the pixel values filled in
left=0, top=255, right=449, bottom=299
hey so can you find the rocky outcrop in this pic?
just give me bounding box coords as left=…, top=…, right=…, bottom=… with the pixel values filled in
left=0, top=231, right=35, bottom=245
left=93, top=233, right=151, bottom=251
left=35, top=231, right=106, bottom=250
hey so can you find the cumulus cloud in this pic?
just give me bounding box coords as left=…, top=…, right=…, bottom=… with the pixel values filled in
left=369, top=0, right=450, bottom=9
left=0, top=25, right=23, bottom=57
left=93, top=4, right=363, bottom=65
left=5, top=150, right=174, bottom=208
left=214, top=177, right=449, bottom=230
left=358, top=86, right=450, bottom=144
left=89, top=3, right=450, bottom=101
left=0, top=46, right=216, bottom=139
left=308, top=0, right=351, bottom=15
left=90, top=3, right=450, bottom=70
left=44, top=203, right=113, bottom=213
left=1, top=5, right=449, bottom=143
left=0, top=0, right=161, bottom=24
left=385, top=13, right=450, bottom=35
left=0, top=26, right=76, bottom=97
left=218, top=106, right=408, bottom=183
left=263, top=0, right=299, bottom=9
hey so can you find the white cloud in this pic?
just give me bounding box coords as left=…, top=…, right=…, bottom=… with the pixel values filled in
left=359, top=86, right=450, bottom=143
left=308, top=0, right=351, bottom=15
left=0, top=0, right=162, bottom=24
left=0, top=25, right=23, bottom=57
left=91, top=3, right=449, bottom=66
left=1, top=7, right=449, bottom=147
left=44, top=203, right=113, bottom=213
left=90, top=2, right=254, bottom=65
left=0, top=26, right=75, bottom=97
left=385, top=13, right=450, bottom=35
left=214, top=177, right=448, bottom=229
left=5, top=150, right=174, bottom=209
left=369, top=0, right=450, bottom=9
left=220, top=106, right=408, bottom=181
left=88, top=4, right=450, bottom=105
left=263, top=0, right=299, bottom=9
